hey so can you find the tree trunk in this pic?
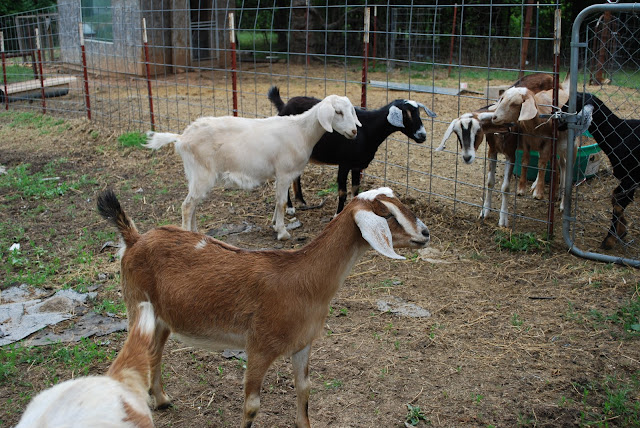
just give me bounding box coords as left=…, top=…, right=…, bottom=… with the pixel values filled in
left=290, top=0, right=310, bottom=64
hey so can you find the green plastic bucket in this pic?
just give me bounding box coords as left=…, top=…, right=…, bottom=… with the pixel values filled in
left=514, top=143, right=602, bottom=183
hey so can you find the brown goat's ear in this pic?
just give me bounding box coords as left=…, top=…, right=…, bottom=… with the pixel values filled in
left=354, top=210, right=405, bottom=259
left=317, top=101, right=336, bottom=133
left=518, top=94, right=538, bottom=121
left=487, top=103, right=498, bottom=111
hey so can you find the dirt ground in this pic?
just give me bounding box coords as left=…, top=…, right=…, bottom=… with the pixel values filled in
left=1, top=71, right=639, bottom=427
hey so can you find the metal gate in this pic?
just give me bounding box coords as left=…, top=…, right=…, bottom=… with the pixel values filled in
left=564, top=3, right=640, bottom=267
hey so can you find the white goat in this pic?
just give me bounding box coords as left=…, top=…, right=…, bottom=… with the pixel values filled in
left=490, top=84, right=571, bottom=210
left=145, top=95, right=361, bottom=240
left=97, top=186, right=429, bottom=428
left=16, top=302, right=156, bottom=428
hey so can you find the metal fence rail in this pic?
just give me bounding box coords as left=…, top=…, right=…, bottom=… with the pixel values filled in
left=2, top=1, right=638, bottom=265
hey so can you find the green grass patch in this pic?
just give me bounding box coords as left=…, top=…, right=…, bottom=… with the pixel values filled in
left=0, top=111, right=68, bottom=134
left=567, top=292, right=640, bottom=340
left=236, top=30, right=277, bottom=52
left=93, top=298, right=127, bottom=316
left=405, top=403, right=428, bottom=426
left=511, top=313, right=524, bottom=327
left=323, top=378, right=343, bottom=390
left=3, top=243, right=62, bottom=287
left=605, top=296, right=640, bottom=339
left=0, top=160, right=96, bottom=201
left=494, top=231, right=549, bottom=253
left=317, top=182, right=338, bottom=197
left=118, top=131, right=147, bottom=148
left=1, top=338, right=116, bottom=387
left=575, top=372, right=640, bottom=427
left=2, top=64, right=35, bottom=84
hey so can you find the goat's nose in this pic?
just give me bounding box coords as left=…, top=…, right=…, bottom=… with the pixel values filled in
left=463, top=154, right=472, bottom=163
left=351, top=129, right=357, bottom=138
left=421, top=228, right=430, bottom=239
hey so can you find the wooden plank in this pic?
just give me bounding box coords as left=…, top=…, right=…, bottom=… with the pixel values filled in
left=4, top=76, right=76, bottom=95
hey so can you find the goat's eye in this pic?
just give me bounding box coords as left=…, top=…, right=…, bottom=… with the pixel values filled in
left=336, top=110, right=343, bottom=116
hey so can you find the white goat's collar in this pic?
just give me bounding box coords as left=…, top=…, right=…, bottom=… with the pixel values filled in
left=357, top=187, right=394, bottom=200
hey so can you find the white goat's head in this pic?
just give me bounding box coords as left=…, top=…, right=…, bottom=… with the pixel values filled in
left=318, top=95, right=362, bottom=139
left=351, top=187, right=430, bottom=259
left=436, top=112, right=495, bottom=164
left=490, top=87, right=538, bottom=125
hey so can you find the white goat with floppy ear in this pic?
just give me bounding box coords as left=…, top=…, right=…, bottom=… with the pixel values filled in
left=16, top=302, right=157, bottom=428
left=146, top=94, right=361, bottom=240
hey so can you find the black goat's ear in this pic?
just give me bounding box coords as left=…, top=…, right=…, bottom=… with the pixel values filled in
left=387, top=105, right=405, bottom=128
left=416, top=102, right=437, bottom=118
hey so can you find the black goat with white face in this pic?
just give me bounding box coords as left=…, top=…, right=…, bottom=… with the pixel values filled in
left=575, top=92, right=640, bottom=249
left=268, top=86, right=436, bottom=215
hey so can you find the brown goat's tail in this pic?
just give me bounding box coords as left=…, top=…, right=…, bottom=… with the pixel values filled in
left=107, top=302, right=156, bottom=394
left=97, top=189, right=140, bottom=248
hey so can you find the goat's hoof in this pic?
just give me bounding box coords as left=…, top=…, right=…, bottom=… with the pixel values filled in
left=286, top=207, right=296, bottom=216
left=600, top=235, right=617, bottom=250
left=277, top=230, right=291, bottom=241
left=155, top=401, right=173, bottom=411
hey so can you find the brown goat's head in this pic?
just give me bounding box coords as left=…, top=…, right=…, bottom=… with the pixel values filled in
left=351, top=187, right=430, bottom=259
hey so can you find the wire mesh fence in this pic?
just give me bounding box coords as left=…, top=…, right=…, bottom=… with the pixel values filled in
left=1, top=1, right=638, bottom=263
left=565, top=7, right=640, bottom=266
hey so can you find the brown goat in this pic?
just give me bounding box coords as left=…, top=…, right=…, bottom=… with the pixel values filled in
left=97, top=187, right=429, bottom=428
left=491, top=82, right=571, bottom=209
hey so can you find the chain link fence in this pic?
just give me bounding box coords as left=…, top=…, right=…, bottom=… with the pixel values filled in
left=565, top=4, right=640, bottom=266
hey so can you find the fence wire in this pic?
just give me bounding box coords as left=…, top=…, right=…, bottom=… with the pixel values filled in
left=2, top=2, right=638, bottom=264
